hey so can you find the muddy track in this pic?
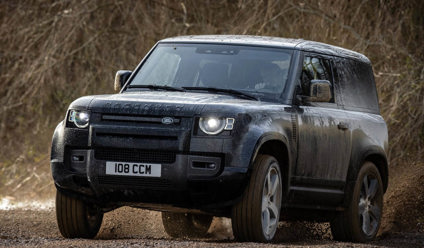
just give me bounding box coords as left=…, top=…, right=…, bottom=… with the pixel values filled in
left=1, top=206, right=423, bottom=248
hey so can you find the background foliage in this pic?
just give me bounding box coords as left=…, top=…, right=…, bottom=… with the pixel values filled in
left=0, top=0, right=423, bottom=199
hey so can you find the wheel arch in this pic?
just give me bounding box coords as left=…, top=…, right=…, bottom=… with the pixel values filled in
left=362, top=152, right=389, bottom=193
left=250, top=133, right=291, bottom=195
left=343, top=146, right=389, bottom=207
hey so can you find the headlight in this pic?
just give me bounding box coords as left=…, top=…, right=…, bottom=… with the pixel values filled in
left=69, top=110, right=90, bottom=128
left=199, top=117, right=235, bottom=135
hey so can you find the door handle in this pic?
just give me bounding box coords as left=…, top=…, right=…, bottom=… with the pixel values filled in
left=338, top=122, right=349, bottom=130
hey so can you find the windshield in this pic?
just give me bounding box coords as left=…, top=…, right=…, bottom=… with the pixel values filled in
left=128, top=43, right=293, bottom=100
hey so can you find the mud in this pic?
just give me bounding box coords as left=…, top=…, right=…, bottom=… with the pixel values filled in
left=1, top=205, right=423, bottom=248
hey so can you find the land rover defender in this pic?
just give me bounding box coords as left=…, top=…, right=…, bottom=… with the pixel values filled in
left=51, top=35, right=388, bottom=242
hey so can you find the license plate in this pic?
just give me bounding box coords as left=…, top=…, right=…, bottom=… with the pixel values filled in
left=105, top=161, right=161, bottom=177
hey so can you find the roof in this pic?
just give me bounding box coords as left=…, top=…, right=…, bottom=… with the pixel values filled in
left=160, top=35, right=370, bottom=63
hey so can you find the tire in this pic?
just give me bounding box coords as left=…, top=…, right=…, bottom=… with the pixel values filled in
left=231, top=154, right=283, bottom=242
left=330, top=161, right=384, bottom=242
left=162, top=212, right=213, bottom=238
left=56, top=190, right=103, bottom=238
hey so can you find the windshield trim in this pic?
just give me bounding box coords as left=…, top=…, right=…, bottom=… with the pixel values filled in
left=182, top=87, right=259, bottom=101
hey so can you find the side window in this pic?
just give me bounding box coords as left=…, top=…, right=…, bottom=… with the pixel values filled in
left=335, top=58, right=379, bottom=113
left=300, top=56, right=334, bottom=103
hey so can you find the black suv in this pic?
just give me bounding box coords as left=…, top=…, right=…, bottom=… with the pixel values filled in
left=51, top=35, right=388, bottom=242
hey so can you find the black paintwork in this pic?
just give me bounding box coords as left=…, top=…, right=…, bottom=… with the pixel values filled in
left=51, top=35, right=388, bottom=218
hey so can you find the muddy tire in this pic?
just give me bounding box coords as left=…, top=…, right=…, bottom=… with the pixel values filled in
left=56, top=190, right=103, bottom=238
left=331, top=161, right=384, bottom=242
left=231, top=154, right=282, bottom=242
left=162, top=212, right=212, bottom=238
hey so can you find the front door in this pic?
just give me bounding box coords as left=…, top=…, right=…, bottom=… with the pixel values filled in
left=290, top=54, right=351, bottom=204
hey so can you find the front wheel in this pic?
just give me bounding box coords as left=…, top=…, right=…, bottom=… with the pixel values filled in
left=231, top=154, right=283, bottom=242
left=56, top=190, right=103, bottom=238
left=330, top=161, right=384, bottom=242
left=162, top=212, right=213, bottom=238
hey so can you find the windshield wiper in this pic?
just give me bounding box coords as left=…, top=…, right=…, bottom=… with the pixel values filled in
left=128, top=84, right=186, bottom=92
left=182, top=87, right=259, bottom=101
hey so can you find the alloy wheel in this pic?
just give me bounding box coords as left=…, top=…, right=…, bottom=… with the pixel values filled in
left=358, top=174, right=381, bottom=236
left=261, top=164, right=282, bottom=238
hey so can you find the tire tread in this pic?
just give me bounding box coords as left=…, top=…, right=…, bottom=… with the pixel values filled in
left=231, top=155, right=281, bottom=242
left=330, top=162, right=383, bottom=242
left=56, top=190, right=103, bottom=239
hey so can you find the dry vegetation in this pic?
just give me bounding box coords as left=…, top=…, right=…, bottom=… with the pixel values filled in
left=0, top=0, right=423, bottom=231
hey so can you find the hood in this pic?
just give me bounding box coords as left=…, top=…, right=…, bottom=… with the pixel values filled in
left=77, top=91, right=266, bottom=117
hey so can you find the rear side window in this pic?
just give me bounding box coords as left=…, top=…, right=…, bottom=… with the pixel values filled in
left=334, top=58, right=379, bottom=113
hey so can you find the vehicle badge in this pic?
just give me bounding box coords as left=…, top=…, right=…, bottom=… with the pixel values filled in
left=162, top=117, right=174, bottom=125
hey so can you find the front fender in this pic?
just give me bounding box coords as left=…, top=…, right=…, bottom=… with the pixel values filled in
left=51, top=121, right=65, bottom=163
left=233, top=112, right=293, bottom=171
left=50, top=120, right=91, bottom=163
left=248, top=132, right=290, bottom=170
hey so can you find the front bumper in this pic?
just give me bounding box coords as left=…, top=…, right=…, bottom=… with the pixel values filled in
left=51, top=112, right=251, bottom=212
left=52, top=149, right=248, bottom=210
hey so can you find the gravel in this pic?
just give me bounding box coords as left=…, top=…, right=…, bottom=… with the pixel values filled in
left=1, top=206, right=423, bottom=247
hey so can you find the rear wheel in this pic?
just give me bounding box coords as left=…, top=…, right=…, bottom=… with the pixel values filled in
left=162, top=212, right=213, bottom=238
left=56, top=190, right=103, bottom=238
left=331, top=161, right=383, bottom=242
left=231, top=154, right=282, bottom=242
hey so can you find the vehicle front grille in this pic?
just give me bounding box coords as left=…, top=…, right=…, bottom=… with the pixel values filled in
left=101, top=114, right=181, bottom=125
left=94, top=148, right=176, bottom=164
left=98, top=176, right=171, bottom=189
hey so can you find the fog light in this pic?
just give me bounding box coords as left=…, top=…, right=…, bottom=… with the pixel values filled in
left=207, top=163, right=216, bottom=169
left=72, top=155, right=84, bottom=162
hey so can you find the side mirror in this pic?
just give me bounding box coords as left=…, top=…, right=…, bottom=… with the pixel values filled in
left=114, top=70, right=132, bottom=92
left=308, top=79, right=332, bottom=102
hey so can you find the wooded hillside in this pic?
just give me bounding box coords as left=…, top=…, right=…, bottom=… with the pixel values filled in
left=0, top=0, right=423, bottom=201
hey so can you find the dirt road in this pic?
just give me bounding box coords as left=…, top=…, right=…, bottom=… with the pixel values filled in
left=0, top=203, right=423, bottom=248
left=1, top=162, right=423, bottom=247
